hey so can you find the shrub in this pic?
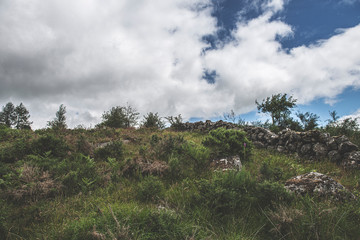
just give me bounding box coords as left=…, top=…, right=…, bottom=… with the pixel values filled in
left=136, top=176, right=165, bottom=203
left=99, top=104, right=139, bottom=128
left=165, top=114, right=184, bottom=131
left=94, top=141, right=124, bottom=161
left=0, top=138, right=32, bottom=163
left=31, top=134, right=69, bottom=158
left=60, top=154, right=98, bottom=194
left=202, top=128, right=252, bottom=160
left=142, top=112, right=165, bottom=129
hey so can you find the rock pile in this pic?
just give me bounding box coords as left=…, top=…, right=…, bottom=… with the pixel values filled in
left=285, top=172, right=355, bottom=201
left=180, top=120, right=239, bottom=132
left=210, top=155, right=242, bottom=171
left=178, top=120, right=360, bottom=169
left=243, top=127, right=359, bottom=168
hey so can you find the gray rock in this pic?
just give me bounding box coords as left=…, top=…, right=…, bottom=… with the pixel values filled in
left=342, top=151, right=360, bottom=169
left=339, top=141, right=358, bottom=154
left=328, top=150, right=342, bottom=163
left=253, top=141, right=265, bottom=148
left=326, top=137, right=338, bottom=151
left=300, top=144, right=312, bottom=155
left=285, top=172, right=355, bottom=201
left=313, top=143, right=328, bottom=158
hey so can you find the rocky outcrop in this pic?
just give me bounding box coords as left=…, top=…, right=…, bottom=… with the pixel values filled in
left=178, top=120, right=360, bottom=169
left=285, top=172, right=355, bottom=201
left=210, top=155, right=242, bottom=171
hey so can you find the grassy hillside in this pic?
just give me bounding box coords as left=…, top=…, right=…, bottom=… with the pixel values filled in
left=1, top=126, right=360, bottom=239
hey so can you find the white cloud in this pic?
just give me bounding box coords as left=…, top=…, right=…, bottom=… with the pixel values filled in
left=0, top=0, right=360, bottom=128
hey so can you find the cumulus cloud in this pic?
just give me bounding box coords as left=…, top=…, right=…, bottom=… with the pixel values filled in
left=0, top=0, right=359, bottom=128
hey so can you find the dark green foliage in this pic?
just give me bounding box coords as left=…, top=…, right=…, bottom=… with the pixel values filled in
left=190, top=171, right=292, bottom=217
left=260, top=162, right=283, bottom=181
left=99, top=104, right=139, bottom=128
left=296, top=111, right=320, bottom=131
left=47, top=104, right=67, bottom=130
left=256, top=93, right=297, bottom=126
left=148, top=134, right=185, bottom=161
left=142, top=112, right=165, bottom=129
left=0, top=138, right=32, bottom=163
left=14, top=103, right=32, bottom=129
left=165, top=114, right=184, bottom=131
left=31, top=134, right=69, bottom=158
left=76, top=135, right=92, bottom=156
left=136, top=176, right=165, bottom=202
left=60, top=154, right=98, bottom=194
left=94, top=141, right=124, bottom=161
left=202, top=128, right=252, bottom=160
left=0, top=102, right=16, bottom=127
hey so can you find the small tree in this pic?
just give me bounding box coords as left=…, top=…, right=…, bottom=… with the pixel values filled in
left=47, top=104, right=67, bottom=129
left=100, top=104, right=139, bottom=128
left=255, top=93, right=297, bottom=127
left=165, top=114, right=184, bottom=131
left=0, top=102, right=16, bottom=127
left=141, top=112, right=165, bottom=129
left=15, top=103, right=32, bottom=129
left=296, top=111, right=319, bottom=131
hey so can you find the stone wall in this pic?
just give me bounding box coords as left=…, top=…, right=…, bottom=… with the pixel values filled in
left=178, top=120, right=360, bottom=169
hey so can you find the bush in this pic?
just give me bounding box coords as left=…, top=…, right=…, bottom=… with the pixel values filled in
left=94, top=141, right=124, bottom=161
left=0, top=138, right=32, bottom=163
left=99, top=105, right=139, bottom=128
left=165, top=114, right=184, bottom=131
left=202, top=128, right=252, bottom=160
left=136, top=176, right=165, bottom=203
left=60, top=154, right=98, bottom=194
left=188, top=170, right=291, bottom=218
left=31, top=134, right=69, bottom=158
left=142, top=112, right=165, bottom=129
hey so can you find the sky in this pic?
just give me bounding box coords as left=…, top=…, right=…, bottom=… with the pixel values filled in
left=0, top=0, right=359, bottom=129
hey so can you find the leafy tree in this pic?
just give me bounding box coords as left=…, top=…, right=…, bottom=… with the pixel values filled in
left=255, top=93, right=297, bottom=126
left=0, top=102, right=16, bottom=127
left=141, top=112, right=165, bottom=129
left=100, top=104, right=139, bottom=128
left=165, top=114, right=184, bottom=130
left=327, top=110, right=340, bottom=125
left=296, top=111, right=319, bottom=131
left=47, top=104, right=67, bottom=129
left=14, top=103, right=32, bottom=129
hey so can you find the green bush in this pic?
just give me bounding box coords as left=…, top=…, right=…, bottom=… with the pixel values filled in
left=60, top=154, right=98, bottom=194
left=148, top=134, right=185, bottom=161
left=188, top=171, right=291, bottom=218
left=202, top=128, right=252, bottom=160
left=0, top=138, right=32, bottom=163
left=94, top=141, right=124, bottom=161
left=31, top=134, right=69, bottom=158
left=136, top=176, right=165, bottom=203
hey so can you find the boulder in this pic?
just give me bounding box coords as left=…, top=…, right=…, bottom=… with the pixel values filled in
left=342, top=151, right=360, bottom=169
left=328, top=150, right=341, bottom=163
left=211, top=155, right=242, bottom=171
left=339, top=141, right=358, bottom=154
left=285, top=172, right=355, bottom=201
left=313, top=143, right=328, bottom=158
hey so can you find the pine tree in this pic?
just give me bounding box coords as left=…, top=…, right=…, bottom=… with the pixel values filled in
left=14, top=103, right=32, bottom=129
left=0, top=102, right=16, bottom=127
left=47, top=104, right=67, bottom=129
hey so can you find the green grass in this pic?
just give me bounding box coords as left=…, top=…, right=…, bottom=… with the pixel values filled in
left=1, top=127, right=360, bottom=239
